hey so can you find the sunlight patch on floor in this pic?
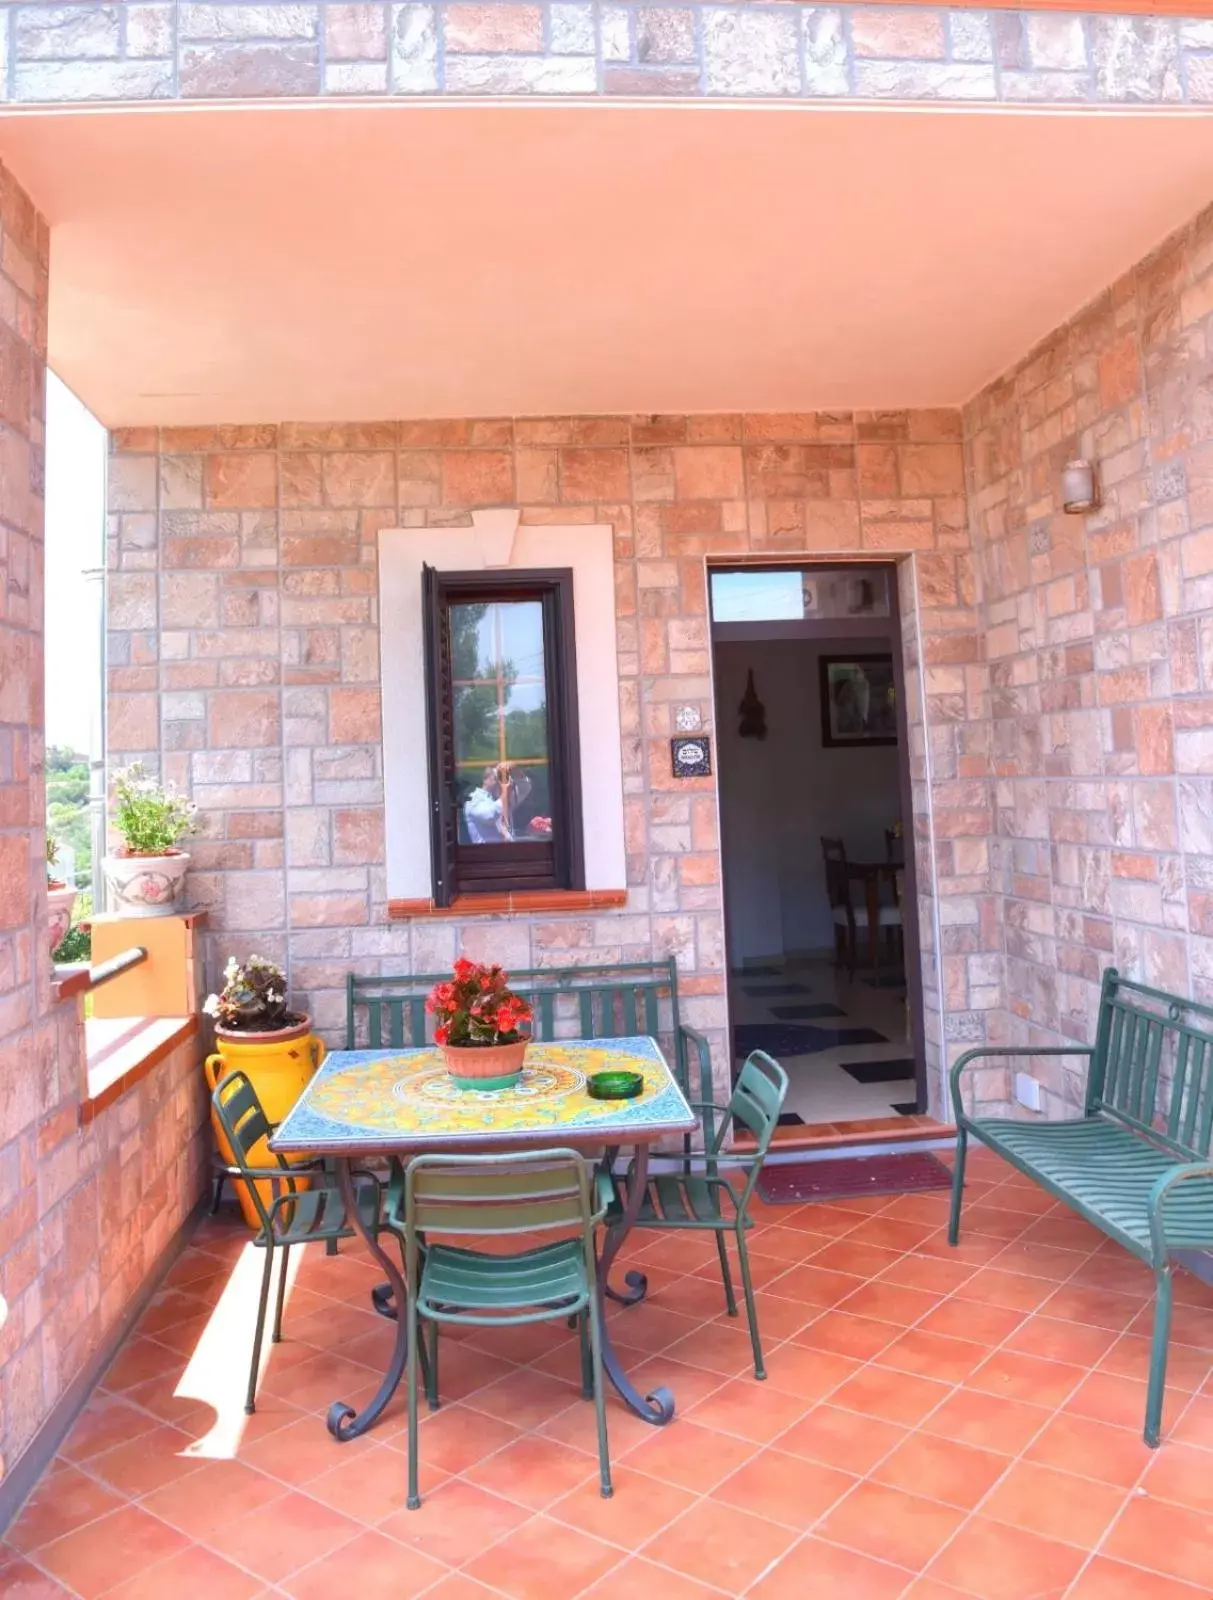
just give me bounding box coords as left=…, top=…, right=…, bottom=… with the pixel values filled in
left=175, top=1241, right=301, bottom=1461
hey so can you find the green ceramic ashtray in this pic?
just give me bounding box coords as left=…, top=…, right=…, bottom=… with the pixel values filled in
left=586, top=1070, right=644, bottom=1101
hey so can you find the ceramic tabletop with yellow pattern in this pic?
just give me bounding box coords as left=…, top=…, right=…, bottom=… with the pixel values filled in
left=270, top=1035, right=697, bottom=1155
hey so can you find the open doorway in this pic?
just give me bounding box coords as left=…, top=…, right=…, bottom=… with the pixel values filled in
left=710, top=563, right=926, bottom=1140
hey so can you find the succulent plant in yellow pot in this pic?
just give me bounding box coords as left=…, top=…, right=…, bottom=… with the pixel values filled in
left=203, top=955, right=326, bottom=1227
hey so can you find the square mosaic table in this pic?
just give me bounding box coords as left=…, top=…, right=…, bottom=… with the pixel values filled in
left=271, top=1036, right=697, bottom=1436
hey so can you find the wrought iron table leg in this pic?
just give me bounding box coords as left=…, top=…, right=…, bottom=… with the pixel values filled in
left=604, top=1270, right=649, bottom=1307
left=326, top=1158, right=409, bottom=1441
left=596, top=1141, right=674, bottom=1424
left=371, top=1282, right=397, bottom=1319
left=601, top=1145, right=648, bottom=1308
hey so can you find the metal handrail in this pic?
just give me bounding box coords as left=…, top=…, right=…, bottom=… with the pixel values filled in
left=55, top=945, right=147, bottom=998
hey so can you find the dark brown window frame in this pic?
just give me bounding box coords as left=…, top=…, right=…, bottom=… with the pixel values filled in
left=422, top=565, right=585, bottom=907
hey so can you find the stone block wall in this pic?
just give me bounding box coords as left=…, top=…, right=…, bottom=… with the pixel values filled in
left=964, top=195, right=1213, bottom=1118
left=1, top=4, right=1212, bottom=108
left=0, top=152, right=209, bottom=1493
left=106, top=410, right=996, bottom=1110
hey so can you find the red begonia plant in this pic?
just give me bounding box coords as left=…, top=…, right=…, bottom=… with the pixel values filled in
left=426, top=958, right=533, bottom=1048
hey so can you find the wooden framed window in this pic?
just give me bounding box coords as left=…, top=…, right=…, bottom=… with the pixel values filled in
left=422, top=566, right=585, bottom=906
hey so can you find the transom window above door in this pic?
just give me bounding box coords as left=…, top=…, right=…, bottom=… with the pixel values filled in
left=710, top=567, right=891, bottom=624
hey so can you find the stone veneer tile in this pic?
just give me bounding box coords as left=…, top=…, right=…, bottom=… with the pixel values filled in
left=179, top=40, right=322, bottom=95
left=444, top=3, right=545, bottom=54
left=177, top=4, right=320, bottom=40
left=550, top=2, right=594, bottom=54
left=703, top=10, right=800, bottom=95
left=390, top=3, right=438, bottom=90
left=445, top=53, right=597, bottom=91
left=324, top=3, right=389, bottom=59
left=14, top=58, right=175, bottom=101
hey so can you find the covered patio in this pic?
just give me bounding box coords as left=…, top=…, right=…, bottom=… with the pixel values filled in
left=5, top=1146, right=1213, bottom=1600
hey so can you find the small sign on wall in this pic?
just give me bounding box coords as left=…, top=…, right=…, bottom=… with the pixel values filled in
left=670, top=736, right=711, bottom=778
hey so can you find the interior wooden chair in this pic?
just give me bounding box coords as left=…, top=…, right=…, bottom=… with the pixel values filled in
left=821, top=836, right=901, bottom=979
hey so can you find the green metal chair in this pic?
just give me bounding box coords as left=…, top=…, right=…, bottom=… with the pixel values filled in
left=211, top=1070, right=392, bottom=1415
left=395, top=1148, right=611, bottom=1510
left=612, top=1048, right=789, bottom=1380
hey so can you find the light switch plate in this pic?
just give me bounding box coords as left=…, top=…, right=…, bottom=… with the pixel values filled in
left=1014, top=1071, right=1042, bottom=1113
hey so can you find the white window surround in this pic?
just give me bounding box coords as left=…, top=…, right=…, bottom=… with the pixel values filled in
left=378, top=511, right=628, bottom=902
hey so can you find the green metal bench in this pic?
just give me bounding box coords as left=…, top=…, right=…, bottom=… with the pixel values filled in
left=949, top=967, right=1213, bottom=1446
left=346, top=957, right=712, bottom=1101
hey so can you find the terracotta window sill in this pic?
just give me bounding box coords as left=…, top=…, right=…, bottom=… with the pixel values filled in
left=81, top=1015, right=198, bottom=1125
left=388, top=888, right=628, bottom=920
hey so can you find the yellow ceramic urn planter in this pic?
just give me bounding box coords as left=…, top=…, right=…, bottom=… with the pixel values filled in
left=204, top=956, right=326, bottom=1229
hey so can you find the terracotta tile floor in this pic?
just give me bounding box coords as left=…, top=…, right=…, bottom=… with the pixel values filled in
left=6, top=1147, right=1213, bottom=1600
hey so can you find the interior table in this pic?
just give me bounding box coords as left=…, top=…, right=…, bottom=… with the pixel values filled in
left=270, top=1034, right=697, bottom=1442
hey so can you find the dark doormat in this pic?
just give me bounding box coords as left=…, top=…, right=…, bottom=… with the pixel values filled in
left=892, top=1101, right=920, bottom=1116
left=842, top=1058, right=915, bottom=1084
left=775, top=1111, right=806, bottom=1127
left=758, top=1151, right=953, bottom=1204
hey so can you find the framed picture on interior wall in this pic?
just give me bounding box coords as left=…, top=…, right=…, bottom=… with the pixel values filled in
left=819, top=654, right=897, bottom=747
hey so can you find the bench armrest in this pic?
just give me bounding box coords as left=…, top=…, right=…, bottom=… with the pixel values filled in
left=950, top=1046, right=1093, bottom=1122
left=1148, top=1161, right=1213, bottom=1266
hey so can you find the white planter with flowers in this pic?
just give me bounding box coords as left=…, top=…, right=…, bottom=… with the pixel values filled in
left=102, top=763, right=197, bottom=917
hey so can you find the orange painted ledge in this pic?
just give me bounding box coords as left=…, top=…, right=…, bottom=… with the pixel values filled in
left=388, top=888, right=629, bottom=920
left=80, top=1015, right=198, bottom=1125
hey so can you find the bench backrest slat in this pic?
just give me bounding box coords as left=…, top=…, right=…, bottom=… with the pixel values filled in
left=1091, top=970, right=1213, bottom=1160
left=1139, top=1018, right=1165, bottom=1126
left=1167, top=1032, right=1191, bottom=1146
left=346, top=959, right=682, bottom=1070
left=1199, top=1039, right=1213, bottom=1155
left=1190, top=1036, right=1210, bottom=1148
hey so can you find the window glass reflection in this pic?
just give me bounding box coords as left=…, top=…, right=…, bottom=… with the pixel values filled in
left=449, top=600, right=553, bottom=846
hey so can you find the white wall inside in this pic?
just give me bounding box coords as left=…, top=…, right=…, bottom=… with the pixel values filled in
left=715, top=638, right=902, bottom=967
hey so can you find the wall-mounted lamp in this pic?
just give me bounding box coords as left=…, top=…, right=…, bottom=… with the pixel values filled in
left=1061, top=459, right=1099, bottom=514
